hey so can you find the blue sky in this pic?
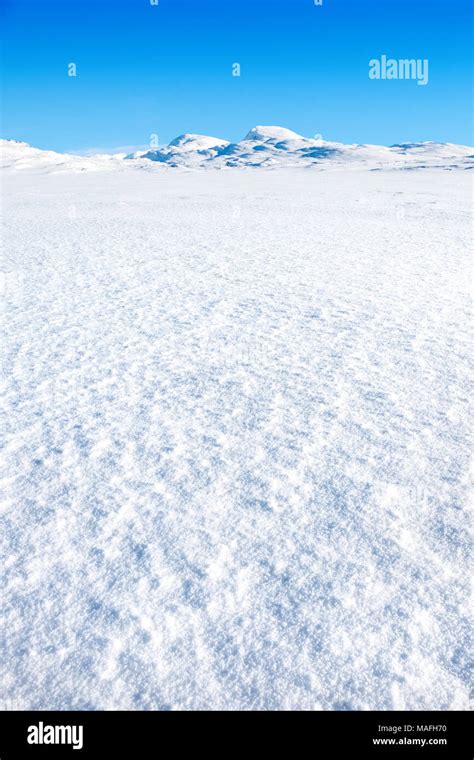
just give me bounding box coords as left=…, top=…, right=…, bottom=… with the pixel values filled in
left=1, top=0, right=472, bottom=152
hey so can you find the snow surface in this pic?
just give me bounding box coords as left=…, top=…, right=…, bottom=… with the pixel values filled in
left=1, top=158, right=472, bottom=710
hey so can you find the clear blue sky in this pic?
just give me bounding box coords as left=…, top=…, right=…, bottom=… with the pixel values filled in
left=1, top=0, right=472, bottom=153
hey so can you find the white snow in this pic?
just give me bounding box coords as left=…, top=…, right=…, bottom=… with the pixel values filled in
left=243, top=125, right=306, bottom=142
left=0, top=153, right=472, bottom=710
left=167, top=133, right=229, bottom=151
left=0, top=139, right=125, bottom=174
left=3, top=129, right=472, bottom=173
left=125, top=133, right=229, bottom=167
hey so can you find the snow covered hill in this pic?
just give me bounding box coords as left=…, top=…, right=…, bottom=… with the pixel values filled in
left=0, top=139, right=125, bottom=173
left=128, top=133, right=230, bottom=167
left=2, top=127, right=472, bottom=173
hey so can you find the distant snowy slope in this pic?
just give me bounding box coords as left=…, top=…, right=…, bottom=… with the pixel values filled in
left=243, top=125, right=306, bottom=142
left=127, top=133, right=229, bottom=166
left=211, top=127, right=473, bottom=170
left=0, top=139, right=125, bottom=173
left=168, top=133, right=229, bottom=151
left=2, top=129, right=473, bottom=172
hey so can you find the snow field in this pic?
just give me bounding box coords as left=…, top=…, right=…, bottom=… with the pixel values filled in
left=1, top=168, right=472, bottom=710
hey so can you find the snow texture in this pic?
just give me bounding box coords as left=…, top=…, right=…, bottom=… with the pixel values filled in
left=1, top=143, right=472, bottom=710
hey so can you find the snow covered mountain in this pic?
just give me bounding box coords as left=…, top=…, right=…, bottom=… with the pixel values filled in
left=2, top=128, right=473, bottom=172
left=127, top=133, right=230, bottom=167
left=126, top=126, right=473, bottom=171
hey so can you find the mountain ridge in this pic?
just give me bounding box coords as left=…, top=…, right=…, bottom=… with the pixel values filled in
left=1, top=127, right=473, bottom=173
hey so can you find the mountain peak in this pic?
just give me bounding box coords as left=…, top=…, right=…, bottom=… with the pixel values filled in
left=243, top=126, right=305, bottom=142
left=167, top=134, right=229, bottom=151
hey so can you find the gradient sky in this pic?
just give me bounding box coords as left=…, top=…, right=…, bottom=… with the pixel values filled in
left=1, top=0, right=472, bottom=153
